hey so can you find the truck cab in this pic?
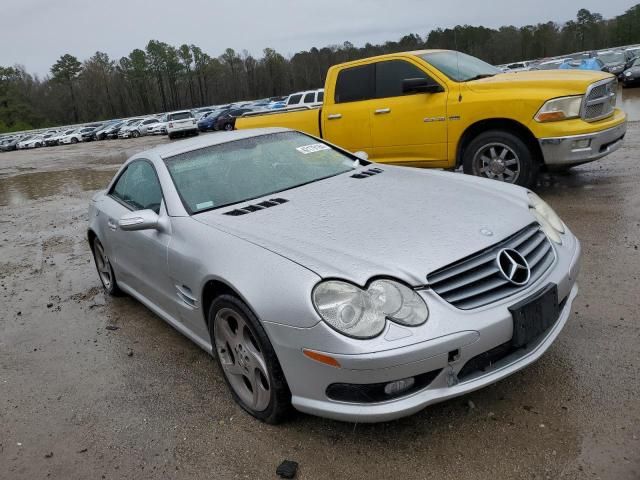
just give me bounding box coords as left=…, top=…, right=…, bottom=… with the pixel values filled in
left=237, top=50, right=627, bottom=187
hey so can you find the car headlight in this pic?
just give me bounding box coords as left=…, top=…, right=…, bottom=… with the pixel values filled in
left=534, top=96, right=583, bottom=122
left=528, top=192, right=565, bottom=244
left=625, top=71, right=632, bottom=77
left=312, top=279, right=428, bottom=339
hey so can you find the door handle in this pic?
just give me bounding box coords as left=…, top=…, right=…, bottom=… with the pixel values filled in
left=108, top=220, right=117, bottom=231
left=374, top=108, right=391, bottom=115
left=327, top=113, right=342, bottom=120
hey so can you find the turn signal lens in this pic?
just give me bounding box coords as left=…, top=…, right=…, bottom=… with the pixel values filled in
left=303, top=349, right=341, bottom=368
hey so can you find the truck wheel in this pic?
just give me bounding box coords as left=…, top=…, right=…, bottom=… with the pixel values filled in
left=463, top=130, right=538, bottom=188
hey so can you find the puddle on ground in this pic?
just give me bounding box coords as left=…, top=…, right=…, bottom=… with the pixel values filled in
left=0, top=168, right=116, bottom=206
left=618, top=86, right=640, bottom=122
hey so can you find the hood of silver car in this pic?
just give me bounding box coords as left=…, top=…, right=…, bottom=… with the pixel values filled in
left=194, top=167, right=535, bottom=286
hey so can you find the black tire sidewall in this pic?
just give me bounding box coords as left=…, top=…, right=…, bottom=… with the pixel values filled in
left=208, top=294, right=291, bottom=424
left=463, top=130, right=538, bottom=188
left=91, top=238, right=122, bottom=296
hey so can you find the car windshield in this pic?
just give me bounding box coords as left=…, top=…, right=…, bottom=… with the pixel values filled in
left=419, top=51, right=500, bottom=81
left=165, top=131, right=361, bottom=214
left=597, top=51, right=625, bottom=64
left=632, top=58, right=640, bottom=67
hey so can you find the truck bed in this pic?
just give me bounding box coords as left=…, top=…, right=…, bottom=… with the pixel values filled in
left=236, top=107, right=322, bottom=137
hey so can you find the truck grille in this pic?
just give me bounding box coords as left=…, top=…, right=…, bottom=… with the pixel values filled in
left=427, top=224, right=555, bottom=310
left=581, top=78, right=617, bottom=122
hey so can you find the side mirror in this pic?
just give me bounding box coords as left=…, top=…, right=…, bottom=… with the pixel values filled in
left=353, top=151, right=369, bottom=161
left=402, top=78, right=444, bottom=94
left=118, top=209, right=159, bottom=231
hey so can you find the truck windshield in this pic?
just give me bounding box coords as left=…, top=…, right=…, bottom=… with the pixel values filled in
left=418, top=51, right=500, bottom=82
left=165, top=131, right=361, bottom=214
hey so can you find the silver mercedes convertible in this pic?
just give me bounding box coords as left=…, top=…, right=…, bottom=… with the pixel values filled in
left=88, top=128, right=581, bottom=423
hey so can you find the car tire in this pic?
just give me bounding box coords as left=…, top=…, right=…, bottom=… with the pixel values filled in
left=168, top=133, right=175, bottom=140
left=71, top=137, right=78, bottom=144
left=223, top=123, right=233, bottom=131
left=35, top=143, right=42, bottom=148
left=193, top=130, right=199, bottom=136
left=91, top=238, right=122, bottom=296
left=462, top=130, right=539, bottom=188
left=209, top=294, right=292, bottom=424
left=132, top=130, right=140, bottom=138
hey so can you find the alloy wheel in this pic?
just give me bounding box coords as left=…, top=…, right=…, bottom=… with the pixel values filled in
left=473, top=142, right=521, bottom=183
left=93, top=241, right=112, bottom=290
left=214, top=307, right=271, bottom=412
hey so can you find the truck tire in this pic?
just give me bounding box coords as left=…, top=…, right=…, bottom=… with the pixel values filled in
left=462, top=130, right=538, bottom=188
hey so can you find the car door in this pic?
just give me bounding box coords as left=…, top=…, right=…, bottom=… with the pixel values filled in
left=102, top=160, right=177, bottom=317
left=322, top=63, right=375, bottom=154
left=369, top=59, right=448, bottom=166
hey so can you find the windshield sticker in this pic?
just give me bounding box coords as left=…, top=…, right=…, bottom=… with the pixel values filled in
left=296, top=143, right=331, bottom=154
left=196, top=201, right=214, bottom=210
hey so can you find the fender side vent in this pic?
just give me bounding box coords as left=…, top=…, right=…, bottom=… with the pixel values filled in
left=224, top=198, right=289, bottom=216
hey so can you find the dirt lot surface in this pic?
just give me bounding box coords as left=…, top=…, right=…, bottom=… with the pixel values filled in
left=1, top=121, right=639, bottom=480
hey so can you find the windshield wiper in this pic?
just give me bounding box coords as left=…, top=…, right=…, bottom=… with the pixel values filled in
left=464, top=74, right=496, bottom=82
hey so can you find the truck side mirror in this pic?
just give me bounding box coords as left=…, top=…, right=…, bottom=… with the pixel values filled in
left=402, top=78, right=444, bottom=94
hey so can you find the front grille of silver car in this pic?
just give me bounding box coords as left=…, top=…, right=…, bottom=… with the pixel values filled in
left=427, top=224, right=555, bottom=310
left=581, top=78, right=617, bottom=122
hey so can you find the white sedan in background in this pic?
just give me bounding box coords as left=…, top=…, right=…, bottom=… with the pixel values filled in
left=17, top=135, right=44, bottom=149
left=58, top=128, right=84, bottom=144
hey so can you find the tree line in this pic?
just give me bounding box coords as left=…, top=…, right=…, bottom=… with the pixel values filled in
left=1, top=4, right=639, bottom=132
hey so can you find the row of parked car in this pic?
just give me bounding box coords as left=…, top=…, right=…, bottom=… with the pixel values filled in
left=0, top=87, right=326, bottom=151
left=497, top=45, right=640, bottom=87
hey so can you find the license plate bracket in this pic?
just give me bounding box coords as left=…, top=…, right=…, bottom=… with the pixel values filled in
left=509, top=283, right=560, bottom=348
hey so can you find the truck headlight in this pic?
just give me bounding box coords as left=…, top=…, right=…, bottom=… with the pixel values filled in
left=312, top=279, right=428, bottom=339
left=528, top=192, right=565, bottom=244
left=535, top=96, right=583, bottom=122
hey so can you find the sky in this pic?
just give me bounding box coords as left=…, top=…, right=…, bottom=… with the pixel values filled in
left=0, top=0, right=637, bottom=77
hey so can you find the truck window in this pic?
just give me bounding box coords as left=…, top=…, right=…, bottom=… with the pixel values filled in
left=375, top=60, right=430, bottom=98
left=304, top=92, right=315, bottom=103
left=287, top=94, right=302, bottom=105
left=317, top=91, right=324, bottom=102
left=334, top=64, right=375, bottom=103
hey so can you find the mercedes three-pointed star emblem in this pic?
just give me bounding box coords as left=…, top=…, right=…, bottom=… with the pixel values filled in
left=496, top=248, right=530, bottom=286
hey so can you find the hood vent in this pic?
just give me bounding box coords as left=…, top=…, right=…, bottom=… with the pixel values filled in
left=224, top=198, right=288, bottom=216
left=351, top=168, right=383, bottom=179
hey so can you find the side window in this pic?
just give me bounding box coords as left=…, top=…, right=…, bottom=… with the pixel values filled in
left=317, top=91, right=324, bottom=102
left=303, top=92, right=315, bottom=103
left=110, top=161, right=162, bottom=214
left=375, top=60, right=431, bottom=98
left=334, top=64, right=375, bottom=103
left=287, top=94, right=302, bottom=105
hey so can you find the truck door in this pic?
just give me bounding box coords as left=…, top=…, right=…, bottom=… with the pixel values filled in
left=322, top=63, right=374, bottom=154
left=369, top=59, right=448, bottom=166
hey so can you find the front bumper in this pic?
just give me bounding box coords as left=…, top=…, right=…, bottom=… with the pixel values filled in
left=539, top=121, right=627, bottom=166
left=264, top=232, right=581, bottom=422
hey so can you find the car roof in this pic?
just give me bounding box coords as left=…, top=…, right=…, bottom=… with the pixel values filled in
left=140, top=127, right=292, bottom=160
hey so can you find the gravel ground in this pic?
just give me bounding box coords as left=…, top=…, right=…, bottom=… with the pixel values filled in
left=0, top=124, right=638, bottom=480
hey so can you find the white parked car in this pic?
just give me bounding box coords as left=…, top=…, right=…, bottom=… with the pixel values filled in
left=58, top=128, right=85, bottom=145
left=284, top=89, right=324, bottom=109
left=17, top=135, right=44, bottom=149
left=148, top=120, right=168, bottom=135
left=119, top=118, right=160, bottom=138
left=166, top=110, right=199, bottom=139
left=47, top=129, right=75, bottom=146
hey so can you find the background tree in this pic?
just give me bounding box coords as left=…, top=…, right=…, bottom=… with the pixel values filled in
left=50, top=54, right=82, bottom=123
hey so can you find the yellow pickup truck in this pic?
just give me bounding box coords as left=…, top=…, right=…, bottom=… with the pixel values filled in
left=237, top=50, right=627, bottom=187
